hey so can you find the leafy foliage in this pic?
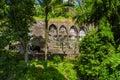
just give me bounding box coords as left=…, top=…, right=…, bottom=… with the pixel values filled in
left=7, top=0, right=35, bottom=65
left=77, top=18, right=115, bottom=80
left=25, top=64, right=66, bottom=80
left=53, top=55, right=62, bottom=64
left=56, top=60, right=79, bottom=80
left=0, top=52, right=79, bottom=80
left=0, top=0, right=8, bottom=26
left=99, top=53, right=120, bottom=80
left=35, top=0, right=74, bottom=19
left=8, top=0, right=35, bottom=41
left=0, top=50, right=27, bottom=80
left=75, top=0, right=120, bottom=44
left=89, top=0, right=120, bottom=23
left=1, top=0, right=120, bottom=80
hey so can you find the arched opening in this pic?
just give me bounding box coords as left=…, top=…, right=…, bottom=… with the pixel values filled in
left=58, top=25, right=67, bottom=50
left=69, top=26, right=78, bottom=40
left=49, top=24, right=57, bottom=40
left=79, top=29, right=86, bottom=40
left=59, top=25, right=67, bottom=37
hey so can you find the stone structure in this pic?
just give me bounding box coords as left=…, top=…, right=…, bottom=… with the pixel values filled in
left=30, top=19, right=94, bottom=55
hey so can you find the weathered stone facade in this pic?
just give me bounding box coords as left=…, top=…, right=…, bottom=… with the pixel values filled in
left=30, top=19, right=94, bottom=55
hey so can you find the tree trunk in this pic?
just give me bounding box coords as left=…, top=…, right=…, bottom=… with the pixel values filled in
left=25, top=52, right=28, bottom=66
left=24, top=45, right=29, bottom=66
left=45, top=12, right=48, bottom=61
left=21, top=40, right=29, bottom=66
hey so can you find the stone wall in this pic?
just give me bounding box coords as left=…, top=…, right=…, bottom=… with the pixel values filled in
left=29, top=19, right=95, bottom=55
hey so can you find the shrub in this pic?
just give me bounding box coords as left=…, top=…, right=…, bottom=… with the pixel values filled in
left=99, top=53, right=120, bottom=80
left=56, top=61, right=80, bottom=80
left=0, top=50, right=26, bottom=80
left=77, top=18, right=115, bottom=80
left=25, top=61, right=66, bottom=80
left=53, top=55, right=62, bottom=64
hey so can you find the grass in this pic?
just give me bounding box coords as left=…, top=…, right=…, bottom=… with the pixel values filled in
left=34, top=16, right=73, bottom=21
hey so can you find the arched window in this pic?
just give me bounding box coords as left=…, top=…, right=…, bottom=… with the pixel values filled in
left=69, top=27, right=78, bottom=40
left=59, top=25, right=67, bottom=37
left=49, top=24, right=57, bottom=40
left=79, top=29, right=86, bottom=40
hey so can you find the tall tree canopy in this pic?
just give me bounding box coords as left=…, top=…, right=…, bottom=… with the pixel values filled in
left=0, top=0, right=8, bottom=26
left=7, top=0, right=35, bottom=65
left=37, top=0, right=64, bottom=61
left=74, top=0, right=120, bottom=44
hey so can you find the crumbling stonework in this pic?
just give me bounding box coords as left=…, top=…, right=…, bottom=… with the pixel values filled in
left=29, top=19, right=94, bottom=55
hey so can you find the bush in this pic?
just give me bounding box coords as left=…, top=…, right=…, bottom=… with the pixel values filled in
left=0, top=50, right=26, bottom=80
left=25, top=61, right=67, bottom=80
left=56, top=61, right=80, bottom=80
left=99, top=53, right=120, bottom=80
left=0, top=51, right=79, bottom=80
left=98, top=44, right=120, bottom=80
left=24, top=60, right=79, bottom=80
left=53, top=55, right=62, bottom=64
left=77, top=18, right=115, bottom=80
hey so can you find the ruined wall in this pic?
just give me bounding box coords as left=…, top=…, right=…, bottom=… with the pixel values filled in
left=29, top=19, right=94, bottom=55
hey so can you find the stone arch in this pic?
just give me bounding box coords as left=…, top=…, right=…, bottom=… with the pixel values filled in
left=49, top=24, right=57, bottom=30
left=69, top=26, right=78, bottom=40
left=59, top=25, right=68, bottom=37
left=49, top=24, right=57, bottom=40
left=79, top=28, right=86, bottom=41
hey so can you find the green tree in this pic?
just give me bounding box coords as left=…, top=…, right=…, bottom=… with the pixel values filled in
left=37, top=0, right=63, bottom=61
left=74, top=0, right=120, bottom=23
left=7, top=0, right=35, bottom=66
left=99, top=53, right=120, bottom=80
left=73, top=0, right=120, bottom=49
left=77, top=18, right=115, bottom=80
left=73, top=0, right=93, bottom=25
left=0, top=0, right=10, bottom=49
left=74, top=0, right=120, bottom=44
left=88, top=0, right=120, bottom=23
left=0, top=0, right=5, bottom=20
